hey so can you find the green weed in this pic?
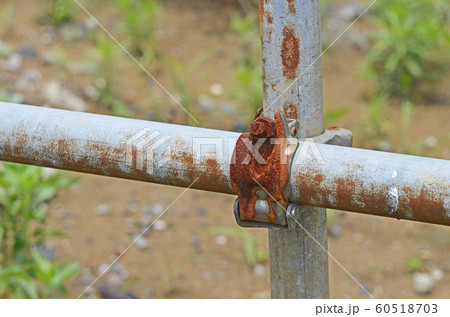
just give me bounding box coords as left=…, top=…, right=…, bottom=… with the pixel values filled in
left=41, top=0, right=76, bottom=26
left=113, top=0, right=162, bottom=60
left=163, top=49, right=211, bottom=124
left=0, top=162, right=81, bottom=298
left=324, top=106, right=351, bottom=127
left=360, top=0, right=450, bottom=101
left=227, top=12, right=263, bottom=115
left=363, top=94, right=389, bottom=144
left=89, top=36, right=132, bottom=117
left=405, top=256, right=422, bottom=273
left=159, top=250, right=195, bottom=297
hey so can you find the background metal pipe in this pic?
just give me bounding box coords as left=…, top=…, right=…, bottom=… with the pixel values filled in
left=290, top=141, right=450, bottom=226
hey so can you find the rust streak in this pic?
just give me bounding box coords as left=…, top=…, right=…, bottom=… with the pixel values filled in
left=283, top=103, right=298, bottom=120
left=259, top=0, right=264, bottom=24
left=287, top=0, right=296, bottom=14
left=281, top=27, right=300, bottom=80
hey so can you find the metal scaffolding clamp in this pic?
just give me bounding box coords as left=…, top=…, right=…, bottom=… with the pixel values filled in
left=230, top=108, right=355, bottom=229
left=230, top=109, right=298, bottom=229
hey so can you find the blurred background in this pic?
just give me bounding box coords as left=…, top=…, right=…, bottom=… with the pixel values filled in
left=0, top=0, right=449, bottom=298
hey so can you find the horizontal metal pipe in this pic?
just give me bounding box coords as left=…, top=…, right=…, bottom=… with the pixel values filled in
left=290, top=142, right=450, bottom=225
left=0, top=102, right=239, bottom=194
left=1, top=102, right=449, bottom=225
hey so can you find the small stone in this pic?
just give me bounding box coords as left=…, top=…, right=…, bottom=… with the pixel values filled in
left=60, top=23, right=87, bottom=42
left=197, top=207, right=206, bottom=216
left=16, top=69, right=41, bottom=92
left=253, top=264, right=265, bottom=276
left=329, top=223, right=342, bottom=238
left=85, top=17, right=99, bottom=31
left=145, top=288, right=155, bottom=297
left=424, top=136, right=438, bottom=148
left=4, top=53, right=22, bottom=71
left=147, top=111, right=158, bottom=121
left=133, top=234, right=149, bottom=250
left=219, top=102, right=236, bottom=115
left=78, top=275, right=94, bottom=285
left=151, top=204, right=164, bottom=216
left=84, top=85, right=98, bottom=99
left=190, top=236, right=200, bottom=247
left=209, top=83, right=223, bottom=96
left=95, top=204, right=110, bottom=215
left=233, top=121, right=248, bottom=133
left=431, top=268, right=444, bottom=281
left=373, top=285, right=384, bottom=297
left=127, top=198, right=138, bottom=214
left=98, top=285, right=138, bottom=299
left=413, top=272, right=434, bottom=294
left=197, top=95, right=215, bottom=114
left=84, top=287, right=95, bottom=296
left=106, top=274, right=122, bottom=287
left=43, top=80, right=87, bottom=112
left=141, top=207, right=154, bottom=227
left=337, top=2, right=365, bottom=22
left=111, top=263, right=129, bottom=279
left=215, top=235, right=227, bottom=246
left=378, top=140, right=392, bottom=152
left=98, top=263, right=110, bottom=275
left=153, top=220, right=166, bottom=231
left=201, top=271, right=211, bottom=281
left=33, top=243, right=58, bottom=261
left=16, top=45, right=38, bottom=58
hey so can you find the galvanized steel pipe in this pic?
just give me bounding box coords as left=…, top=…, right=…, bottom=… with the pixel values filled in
left=290, top=142, right=450, bottom=226
left=260, top=0, right=329, bottom=299
left=0, top=102, right=239, bottom=194
left=0, top=102, right=449, bottom=227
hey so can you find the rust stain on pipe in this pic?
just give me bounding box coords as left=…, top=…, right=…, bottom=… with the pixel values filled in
left=283, top=103, right=298, bottom=120
left=292, top=164, right=450, bottom=226
left=259, top=0, right=264, bottom=24
left=281, top=27, right=300, bottom=80
left=287, top=0, right=296, bottom=14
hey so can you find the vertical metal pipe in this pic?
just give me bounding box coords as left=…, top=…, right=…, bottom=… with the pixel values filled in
left=260, top=0, right=329, bottom=298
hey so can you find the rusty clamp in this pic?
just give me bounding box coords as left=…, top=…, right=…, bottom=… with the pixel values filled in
left=230, top=109, right=298, bottom=229
left=230, top=109, right=353, bottom=229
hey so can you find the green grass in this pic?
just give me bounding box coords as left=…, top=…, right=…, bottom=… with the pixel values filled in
left=113, top=0, right=162, bottom=61
left=0, top=162, right=82, bottom=298
left=360, top=0, right=450, bottom=102
left=405, top=256, right=422, bottom=273
left=227, top=12, right=263, bottom=116
left=40, top=0, right=76, bottom=26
